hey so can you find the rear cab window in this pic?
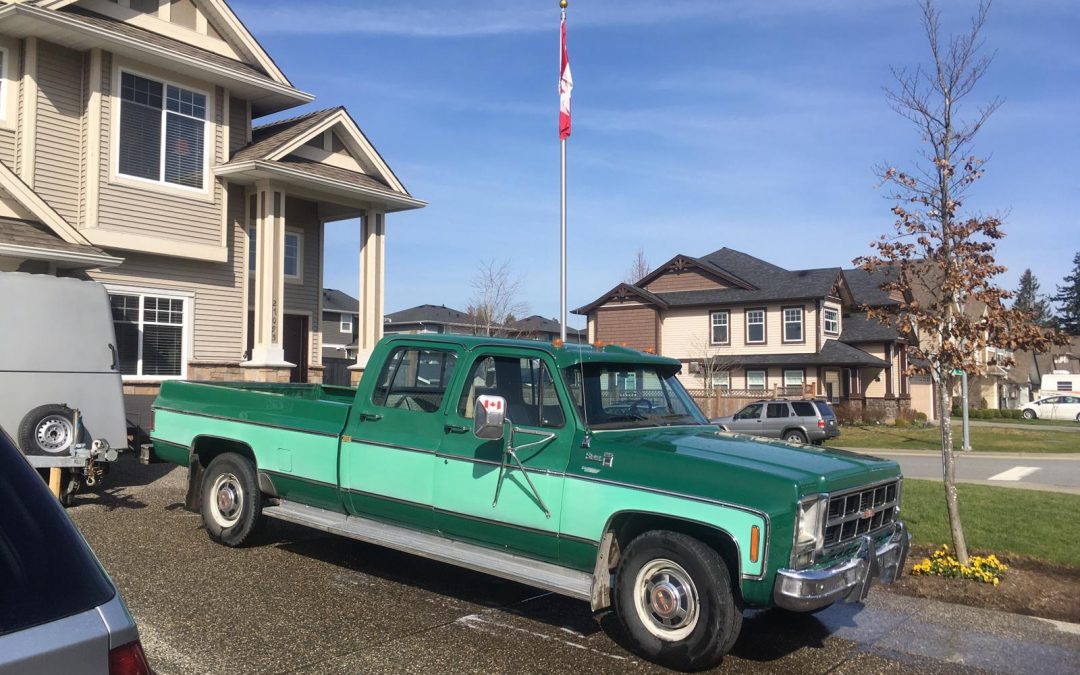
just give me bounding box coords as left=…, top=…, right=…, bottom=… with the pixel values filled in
left=372, top=346, right=458, bottom=413
left=0, top=429, right=114, bottom=637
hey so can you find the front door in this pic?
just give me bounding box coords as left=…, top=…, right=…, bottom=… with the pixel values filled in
left=340, top=342, right=461, bottom=530
left=436, top=348, right=573, bottom=561
left=283, top=315, right=308, bottom=383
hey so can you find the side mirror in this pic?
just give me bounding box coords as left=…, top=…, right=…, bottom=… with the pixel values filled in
left=473, top=394, right=507, bottom=440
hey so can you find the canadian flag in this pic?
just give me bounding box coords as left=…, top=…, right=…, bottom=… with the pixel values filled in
left=559, top=15, right=572, bottom=140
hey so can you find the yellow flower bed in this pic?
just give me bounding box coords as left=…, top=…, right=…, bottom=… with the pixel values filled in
left=910, top=545, right=1007, bottom=586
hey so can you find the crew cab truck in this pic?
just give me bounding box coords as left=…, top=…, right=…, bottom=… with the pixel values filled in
left=148, top=335, right=909, bottom=671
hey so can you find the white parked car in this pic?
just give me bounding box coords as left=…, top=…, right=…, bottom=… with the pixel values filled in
left=1021, top=395, right=1080, bottom=422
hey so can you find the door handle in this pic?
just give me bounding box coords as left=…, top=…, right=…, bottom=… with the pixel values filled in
left=444, top=424, right=468, bottom=434
left=358, top=413, right=383, bottom=422
left=108, top=344, right=119, bottom=371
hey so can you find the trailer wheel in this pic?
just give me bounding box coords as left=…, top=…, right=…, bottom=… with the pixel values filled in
left=19, top=404, right=77, bottom=456
left=201, top=453, right=263, bottom=547
left=614, top=530, right=742, bottom=671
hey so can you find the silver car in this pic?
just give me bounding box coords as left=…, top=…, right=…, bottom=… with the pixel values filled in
left=0, top=428, right=150, bottom=675
left=712, top=399, right=839, bottom=445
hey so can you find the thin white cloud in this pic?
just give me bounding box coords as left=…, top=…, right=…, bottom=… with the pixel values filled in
left=232, top=0, right=902, bottom=38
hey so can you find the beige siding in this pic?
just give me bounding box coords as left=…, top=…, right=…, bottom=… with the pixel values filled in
left=282, top=196, right=322, bottom=365
left=0, top=129, right=14, bottom=168
left=97, top=54, right=224, bottom=246
left=860, top=342, right=887, bottom=397
left=645, top=270, right=728, bottom=293
left=88, top=183, right=246, bottom=364
left=228, top=95, right=247, bottom=155
left=910, top=376, right=935, bottom=420
left=34, top=41, right=85, bottom=227
left=821, top=300, right=842, bottom=345
left=594, top=304, right=657, bottom=352
left=662, top=305, right=818, bottom=359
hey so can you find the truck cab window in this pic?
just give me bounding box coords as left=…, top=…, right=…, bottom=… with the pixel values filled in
left=373, top=347, right=457, bottom=412
left=458, top=356, right=565, bottom=428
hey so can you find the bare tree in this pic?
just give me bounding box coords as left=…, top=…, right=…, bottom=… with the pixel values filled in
left=688, top=335, right=737, bottom=394
left=625, top=248, right=651, bottom=285
left=467, top=259, right=528, bottom=337
left=855, top=0, right=1068, bottom=563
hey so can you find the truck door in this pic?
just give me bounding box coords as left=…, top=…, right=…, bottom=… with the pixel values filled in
left=435, top=348, right=573, bottom=561
left=340, top=342, right=461, bottom=530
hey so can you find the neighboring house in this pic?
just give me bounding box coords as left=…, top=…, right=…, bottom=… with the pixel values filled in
left=1009, top=336, right=1080, bottom=405
left=574, top=248, right=913, bottom=420
left=383, top=304, right=584, bottom=342
left=505, top=315, right=586, bottom=343
left=320, top=287, right=358, bottom=361
left=0, top=0, right=423, bottom=399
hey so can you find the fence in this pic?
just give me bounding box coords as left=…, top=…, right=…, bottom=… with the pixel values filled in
left=687, top=384, right=817, bottom=418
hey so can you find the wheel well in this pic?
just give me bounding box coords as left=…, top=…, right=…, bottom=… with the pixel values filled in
left=605, top=512, right=742, bottom=593
left=191, top=436, right=256, bottom=469
left=782, top=427, right=807, bottom=438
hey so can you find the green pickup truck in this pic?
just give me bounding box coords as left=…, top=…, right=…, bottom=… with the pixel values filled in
left=149, top=334, right=909, bottom=671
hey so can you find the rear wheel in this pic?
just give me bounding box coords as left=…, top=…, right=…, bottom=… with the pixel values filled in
left=614, top=530, right=742, bottom=671
left=784, top=430, right=808, bottom=445
left=1022, top=409, right=1036, bottom=420
left=201, top=453, right=263, bottom=547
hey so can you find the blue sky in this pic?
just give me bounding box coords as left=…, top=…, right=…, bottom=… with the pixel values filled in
left=233, top=0, right=1079, bottom=328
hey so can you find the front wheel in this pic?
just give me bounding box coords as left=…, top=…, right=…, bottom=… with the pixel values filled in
left=1022, top=409, right=1036, bottom=420
left=614, top=531, right=742, bottom=671
left=201, top=453, right=263, bottom=547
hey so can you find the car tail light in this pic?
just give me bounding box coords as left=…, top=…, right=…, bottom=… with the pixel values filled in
left=148, top=409, right=155, bottom=433
left=817, top=419, right=826, bottom=429
left=109, top=640, right=152, bottom=675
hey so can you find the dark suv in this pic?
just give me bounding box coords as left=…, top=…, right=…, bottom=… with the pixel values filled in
left=0, top=428, right=150, bottom=674
left=712, top=399, right=839, bottom=445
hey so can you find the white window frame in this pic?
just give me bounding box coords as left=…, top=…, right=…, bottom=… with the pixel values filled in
left=104, top=285, right=192, bottom=382
left=710, top=310, right=729, bottom=345
left=340, top=313, right=353, bottom=333
left=746, top=369, right=766, bottom=391
left=782, top=307, right=804, bottom=343
left=745, top=309, right=766, bottom=344
left=113, top=67, right=212, bottom=195
left=784, top=369, right=804, bottom=388
left=823, top=307, right=840, bottom=335
left=284, top=229, right=303, bottom=282
left=711, top=370, right=730, bottom=390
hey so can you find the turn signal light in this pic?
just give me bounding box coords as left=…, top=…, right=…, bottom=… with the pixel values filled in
left=750, top=525, right=760, bottom=564
left=148, top=409, right=156, bottom=433
left=109, top=640, right=152, bottom=675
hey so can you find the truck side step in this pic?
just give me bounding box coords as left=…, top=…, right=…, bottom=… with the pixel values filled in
left=262, top=500, right=594, bottom=601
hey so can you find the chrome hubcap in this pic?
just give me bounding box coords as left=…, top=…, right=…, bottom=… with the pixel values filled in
left=210, top=473, right=243, bottom=527
left=633, top=559, right=700, bottom=640
left=35, top=415, right=74, bottom=453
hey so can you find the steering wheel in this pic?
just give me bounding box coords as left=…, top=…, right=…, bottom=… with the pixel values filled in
left=627, top=398, right=655, bottom=417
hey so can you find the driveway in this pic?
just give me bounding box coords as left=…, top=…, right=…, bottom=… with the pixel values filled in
left=66, top=456, right=1080, bottom=674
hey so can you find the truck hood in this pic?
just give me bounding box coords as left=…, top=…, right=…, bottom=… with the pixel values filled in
left=587, top=426, right=900, bottom=496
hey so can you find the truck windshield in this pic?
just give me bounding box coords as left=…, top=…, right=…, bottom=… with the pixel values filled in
left=563, top=363, right=707, bottom=429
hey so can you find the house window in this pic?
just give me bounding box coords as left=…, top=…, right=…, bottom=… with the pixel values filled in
left=284, top=231, right=302, bottom=280
left=784, top=369, right=804, bottom=391
left=110, top=292, right=188, bottom=378
left=746, top=369, right=766, bottom=391
left=118, top=71, right=207, bottom=190
left=340, top=314, right=353, bottom=333
left=711, top=370, right=730, bottom=390
left=824, top=307, right=840, bottom=335
left=746, top=309, right=765, bottom=344
left=710, top=310, right=729, bottom=345
left=783, top=307, right=803, bottom=342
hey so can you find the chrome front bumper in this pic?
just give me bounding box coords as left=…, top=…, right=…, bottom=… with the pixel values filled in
left=773, top=522, right=910, bottom=612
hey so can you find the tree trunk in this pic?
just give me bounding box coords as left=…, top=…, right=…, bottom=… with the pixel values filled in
left=936, top=376, right=969, bottom=563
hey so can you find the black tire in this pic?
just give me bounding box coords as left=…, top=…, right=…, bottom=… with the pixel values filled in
left=18, top=404, right=78, bottom=456
left=1022, top=409, right=1036, bottom=420
left=614, top=530, right=742, bottom=671
left=784, top=430, right=808, bottom=445
left=200, top=453, right=263, bottom=547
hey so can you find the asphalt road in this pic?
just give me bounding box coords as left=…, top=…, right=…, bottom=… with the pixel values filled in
left=846, top=450, right=1080, bottom=495
left=65, top=455, right=1080, bottom=675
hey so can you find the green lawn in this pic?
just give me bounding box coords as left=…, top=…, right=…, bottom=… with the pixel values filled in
left=901, top=479, right=1080, bottom=568
left=829, top=425, right=1080, bottom=453
left=950, top=415, right=1080, bottom=428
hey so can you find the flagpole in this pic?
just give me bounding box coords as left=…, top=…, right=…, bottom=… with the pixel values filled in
left=559, top=0, right=568, bottom=343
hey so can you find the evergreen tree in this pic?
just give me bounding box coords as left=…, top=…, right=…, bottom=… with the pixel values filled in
left=1013, top=269, right=1051, bottom=326
left=1052, top=252, right=1080, bottom=334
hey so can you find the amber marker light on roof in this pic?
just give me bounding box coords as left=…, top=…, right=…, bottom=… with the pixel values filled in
left=750, top=525, right=760, bottom=564
left=552, top=338, right=564, bottom=348
left=592, top=340, right=607, bottom=348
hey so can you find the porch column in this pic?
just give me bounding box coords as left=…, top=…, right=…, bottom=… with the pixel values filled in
left=885, top=344, right=895, bottom=397
left=350, top=209, right=385, bottom=375
left=245, top=182, right=293, bottom=369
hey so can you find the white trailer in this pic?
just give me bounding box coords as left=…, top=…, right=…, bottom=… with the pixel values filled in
left=1039, top=371, right=1080, bottom=398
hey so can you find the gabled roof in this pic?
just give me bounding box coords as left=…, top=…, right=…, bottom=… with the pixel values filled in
left=700, top=247, right=791, bottom=283
left=385, top=304, right=474, bottom=327
left=636, top=254, right=755, bottom=291
left=843, top=267, right=900, bottom=307
left=231, top=108, right=341, bottom=163
left=838, top=312, right=901, bottom=344
left=0, top=219, right=122, bottom=269
left=506, top=315, right=585, bottom=337
left=573, top=283, right=669, bottom=315
left=322, top=288, right=358, bottom=314
left=0, top=161, right=90, bottom=246
left=35, top=0, right=293, bottom=88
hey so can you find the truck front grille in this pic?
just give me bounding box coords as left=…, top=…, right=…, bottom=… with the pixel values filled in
left=823, top=480, right=899, bottom=548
